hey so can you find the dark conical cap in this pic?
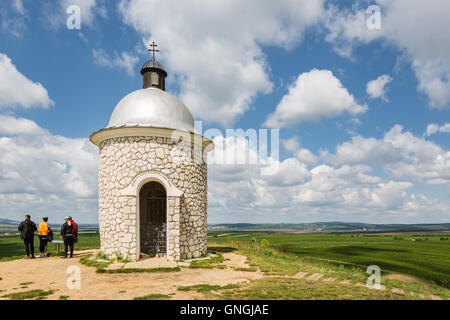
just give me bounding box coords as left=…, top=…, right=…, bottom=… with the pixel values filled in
left=140, top=60, right=167, bottom=77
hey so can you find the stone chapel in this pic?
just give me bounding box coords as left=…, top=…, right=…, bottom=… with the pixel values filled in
left=90, top=46, right=214, bottom=261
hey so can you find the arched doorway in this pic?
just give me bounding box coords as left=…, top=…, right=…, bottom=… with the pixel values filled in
left=139, top=181, right=167, bottom=257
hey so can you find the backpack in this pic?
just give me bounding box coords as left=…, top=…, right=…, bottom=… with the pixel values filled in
left=71, top=221, right=79, bottom=238
left=71, top=221, right=79, bottom=242
left=47, top=229, right=54, bottom=242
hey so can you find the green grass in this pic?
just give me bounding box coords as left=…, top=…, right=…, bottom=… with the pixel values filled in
left=188, top=253, right=225, bottom=269
left=97, top=267, right=181, bottom=274
left=178, top=284, right=240, bottom=294
left=79, top=253, right=113, bottom=270
left=2, top=289, right=55, bottom=300
left=219, top=277, right=405, bottom=300
left=233, top=267, right=258, bottom=272
left=208, top=232, right=450, bottom=288
left=1, top=231, right=449, bottom=299
left=79, top=253, right=181, bottom=274
left=134, top=293, right=171, bottom=300
left=204, top=241, right=450, bottom=299
left=0, top=233, right=100, bottom=261
left=59, top=295, right=69, bottom=300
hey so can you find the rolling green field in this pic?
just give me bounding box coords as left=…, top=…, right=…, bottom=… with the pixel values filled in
left=1, top=231, right=449, bottom=289
left=0, top=233, right=100, bottom=261
left=208, top=232, right=450, bottom=288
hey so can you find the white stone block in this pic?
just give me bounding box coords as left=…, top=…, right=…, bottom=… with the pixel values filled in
left=119, top=233, right=132, bottom=243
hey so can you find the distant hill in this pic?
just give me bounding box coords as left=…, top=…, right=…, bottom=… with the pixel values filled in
left=0, top=219, right=99, bottom=234
left=208, top=222, right=450, bottom=232
left=0, top=219, right=20, bottom=225
left=2, top=219, right=450, bottom=234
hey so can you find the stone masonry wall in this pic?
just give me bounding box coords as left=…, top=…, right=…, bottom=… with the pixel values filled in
left=98, top=135, right=207, bottom=261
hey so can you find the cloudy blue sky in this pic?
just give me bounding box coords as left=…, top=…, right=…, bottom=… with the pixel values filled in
left=0, top=0, right=449, bottom=224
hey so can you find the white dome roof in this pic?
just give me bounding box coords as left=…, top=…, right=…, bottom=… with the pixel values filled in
left=107, top=88, right=194, bottom=132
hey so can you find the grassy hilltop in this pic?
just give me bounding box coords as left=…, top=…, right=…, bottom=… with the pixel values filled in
left=1, top=230, right=449, bottom=287
left=208, top=231, right=450, bottom=289
left=1, top=225, right=449, bottom=299
left=0, top=233, right=100, bottom=261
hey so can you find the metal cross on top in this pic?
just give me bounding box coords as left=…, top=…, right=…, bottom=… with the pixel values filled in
left=148, top=41, right=159, bottom=61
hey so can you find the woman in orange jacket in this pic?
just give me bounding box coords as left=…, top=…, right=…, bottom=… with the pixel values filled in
left=38, top=217, right=50, bottom=258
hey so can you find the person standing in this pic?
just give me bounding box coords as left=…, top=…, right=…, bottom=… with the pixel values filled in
left=60, top=216, right=77, bottom=258
left=18, top=214, right=37, bottom=259
left=38, top=217, right=50, bottom=258
left=68, top=216, right=79, bottom=243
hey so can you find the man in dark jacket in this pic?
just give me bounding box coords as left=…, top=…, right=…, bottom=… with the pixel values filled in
left=68, top=216, right=79, bottom=243
left=61, top=216, right=77, bottom=258
left=18, top=214, right=37, bottom=259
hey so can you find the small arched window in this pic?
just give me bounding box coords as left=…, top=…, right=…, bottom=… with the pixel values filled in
left=151, top=72, right=159, bottom=85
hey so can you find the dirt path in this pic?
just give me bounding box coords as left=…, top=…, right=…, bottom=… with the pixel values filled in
left=1, top=251, right=443, bottom=300
left=385, top=274, right=426, bottom=284
left=0, top=251, right=263, bottom=300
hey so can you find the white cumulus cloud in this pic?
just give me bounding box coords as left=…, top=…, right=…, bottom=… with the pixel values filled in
left=208, top=142, right=449, bottom=223
left=92, top=49, right=139, bottom=76
left=282, top=136, right=318, bottom=165
left=0, top=115, right=98, bottom=222
left=118, top=0, right=325, bottom=126
left=265, top=69, right=367, bottom=127
left=325, top=125, right=450, bottom=186
left=294, top=148, right=318, bottom=165
left=323, top=0, right=450, bottom=109
left=206, top=132, right=450, bottom=223
left=281, top=136, right=301, bottom=153
left=1, top=116, right=448, bottom=224
left=366, top=74, right=393, bottom=101
left=0, top=115, right=48, bottom=135
left=0, top=53, right=54, bottom=109
left=424, top=123, right=450, bottom=137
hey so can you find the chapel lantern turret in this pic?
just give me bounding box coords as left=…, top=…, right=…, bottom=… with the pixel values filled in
left=140, top=41, right=167, bottom=90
